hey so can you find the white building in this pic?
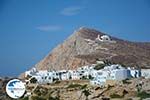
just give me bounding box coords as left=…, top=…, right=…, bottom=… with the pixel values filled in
left=89, top=69, right=98, bottom=78
left=25, top=69, right=59, bottom=84
left=90, top=76, right=106, bottom=86
left=90, top=64, right=131, bottom=86
left=141, top=69, right=150, bottom=79
left=128, top=67, right=141, bottom=78
left=58, top=70, right=71, bottom=80
left=25, top=64, right=143, bottom=86
left=69, top=70, right=81, bottom=80
left=25, top=68, right=38, bottom=77
left=109, top=69, right=130, bottom=80
left=101, top=35, right=111, bottom=41
left=31, top=71, right=54, bottom=84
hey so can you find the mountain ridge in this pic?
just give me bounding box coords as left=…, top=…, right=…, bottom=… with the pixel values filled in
left=34, top=27, right=150, bottom=71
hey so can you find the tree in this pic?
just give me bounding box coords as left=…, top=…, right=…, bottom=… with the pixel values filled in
left=94, top=63, right=105, bottom=70
left=82, top=89, right=91, bottom=100
left=78, top=85, right=91, bottom=100
left=88, top=75, right=94, bottom=80
left=30, top=77, right=37, bottom=83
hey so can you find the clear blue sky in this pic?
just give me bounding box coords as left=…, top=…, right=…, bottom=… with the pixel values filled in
left=0, top=0, right=150, bottom=76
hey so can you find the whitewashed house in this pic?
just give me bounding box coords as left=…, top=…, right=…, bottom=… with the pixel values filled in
left=58, top=70, right=71, bottom=80
left=108, top=69, right=130, bottom=80
left=90, top=70, right=108, bottom=86
left=141, top=69, right=150, bottom=79
left=25, top=69, right=60, bottom=84
left=25, top=68, right=38, bottom=77
left=69, top=70, right=81, bottom=80
left=101, top=35, right=111, bottom=41
left=89, top=69, right=98, bottom=78
left=31, top=71, right=54, bottom=84
left=90, top=64, right=131, bottom=86
left=77, top=65, right=91, bottom=79
left=25, top=63, right=143, bottom=86
left=128, top=67, right=141, bottom=78
left=90, top=76, right=106, bottom=86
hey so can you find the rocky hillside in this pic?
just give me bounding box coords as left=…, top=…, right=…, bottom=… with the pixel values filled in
left=35, top=27, right=150, bottom=70
left=18, top=79, right=150, bottom=100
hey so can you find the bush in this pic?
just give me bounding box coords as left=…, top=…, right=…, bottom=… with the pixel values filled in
left=30, top=77, right=37, bottom=83
left=33, top=86, right=48, bottom=96
left=34, top=87, right=41, bottom=96
left=53, top=78, right=59, bottom=82
left=94, top=63, right=105, bottom=70
left=103, top=60, right=112, bottom=65
left=40, top=88, right=48, bottom=96
left=137, top=91, right=150, bottom=99
left=47, top=83, right=50, bottom=85
left=82, top=89, right=91, bottom=97
left=31, top=96, right=46, bottom=100
left=19, top=97, right=29, bottom=100
left=110, top=93, right=123, bottom=98
left=67, top=83, right=82, bottom=88
left=81, top=76, right=88, bottom=80
left=80, top=84, right=87, bottom=90
left=88, top=75, right=94, bottom=80
left=49, top=96, right=60, bottom=100
left=122, top=79, right=131, bottom=84
left=54, top=80, right=61, bottom=84
left=82, top=89, right=91, bottom=100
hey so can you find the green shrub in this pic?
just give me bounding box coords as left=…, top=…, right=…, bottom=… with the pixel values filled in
left=31, top=96, right=46, bottom=100
left=54, top=80, right=61, bottom=84
left=30, top=77, right=37, bottom=83
left=81, top=76, right=88, bottom=80
left=82, top=89, right=91, bottom=97
left=53, top=78, right=59, bottom=82
left=34, top=87, right=41, bottom=96
left=88, top=75, right=94, bottom=80
left=94, top=63, right=105, bottom=70
left=110, top=93, right=123, bottom=98
left=137, top=91, right=150, bottom=99
left=49, top=96, right=60, bottom=100
left=19, top=96, right=29, bottom=100
left=33, top=86, right=48, bottom=96
left=67, top=83, right=82, bottom=88
left=122, top=79, right=131, bottom=84
left=103, top=60, right=112, bottom=65
left=80, top=84, right=87, bottom=90
left=120, top=63, right=126, bottom=67
left=40, top=88, right=48, bottom=96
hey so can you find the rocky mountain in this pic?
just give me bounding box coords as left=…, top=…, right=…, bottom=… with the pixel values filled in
left=35, top=27, right=150, bottom=71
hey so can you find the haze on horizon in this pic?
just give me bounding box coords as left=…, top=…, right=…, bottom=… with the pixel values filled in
left=0, top=0, right=150, bottom=76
